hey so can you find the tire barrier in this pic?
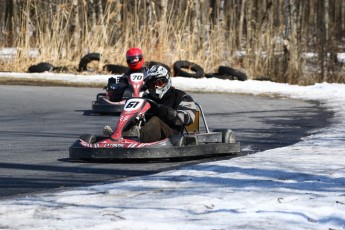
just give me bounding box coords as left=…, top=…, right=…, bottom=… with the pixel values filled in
left=103, top=64, right=129, bottom=74
left=28, top=62, right=54, bottom=73
left=173, top=60, right=204, bottom=78
left=217, top=66, right=248, bottom=81
left=78, top=52, right=101, bottom=72
left=205, top=66, right=248, bottom=81
left=28, top=62, right=70, bottom=73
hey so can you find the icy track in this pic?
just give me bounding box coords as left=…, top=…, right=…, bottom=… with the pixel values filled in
left=0, top=72, right=344, bottom=230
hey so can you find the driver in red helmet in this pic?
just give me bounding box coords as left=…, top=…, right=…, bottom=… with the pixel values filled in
left=106, top=47, right=146, bottom=102
left=126, top=47, right=144, bottom=71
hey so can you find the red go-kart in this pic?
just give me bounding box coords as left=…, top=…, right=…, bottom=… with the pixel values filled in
left=70, top=97, right=240, bottom=160
left=92, top=73, right=145, bottom=114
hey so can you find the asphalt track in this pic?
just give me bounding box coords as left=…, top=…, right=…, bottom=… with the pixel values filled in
left=0, top=85, right=333, bottom=199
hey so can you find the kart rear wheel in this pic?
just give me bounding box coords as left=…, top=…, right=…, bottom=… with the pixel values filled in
left=213, top=129, right=236, bottom=143
left=80, top=134, right=96, bottom=144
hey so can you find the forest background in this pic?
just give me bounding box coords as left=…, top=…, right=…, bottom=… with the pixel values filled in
left=0, top=0, right=344, bottom=85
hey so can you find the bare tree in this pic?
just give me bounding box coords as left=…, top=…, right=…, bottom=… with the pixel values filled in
left=191, top=0, right=201, bottom=50
left=88, top=0, right=97, bottom=28
left=96, top=0, right=103, bottom=24
left=5, top=0, right=19, bottom=46
left=70, top=0, right=81, bottom=57
left=238, top=0, right=246, bottom=49
left=112, top=0, right=123, bottom=44
left=200, top=0, right=211, bottom=46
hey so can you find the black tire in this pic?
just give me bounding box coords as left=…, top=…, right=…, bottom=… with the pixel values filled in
left=103, top=64, right=129, bottom=74
left=146, top=61, right=171, bottom=73
left=79, top=134, right=96, bottom=144
left=218, top=66, right=248, bottom=81
left=205, top=73, right=217, bottom=78
left=28, top=62, right=54, bottom=73
left=78, top=53, right=101, bottom=72
left=213, top=129, right=236, bottom=143
left=173, top=60, right=204, bottom=78
left=205, top=73, right=235, bottom=80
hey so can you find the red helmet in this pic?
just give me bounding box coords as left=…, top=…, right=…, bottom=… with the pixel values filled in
left=126, top=47, right=144, bottom=71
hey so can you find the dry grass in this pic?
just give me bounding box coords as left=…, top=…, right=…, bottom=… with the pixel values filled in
left=0, top=1, right=343, bottom=85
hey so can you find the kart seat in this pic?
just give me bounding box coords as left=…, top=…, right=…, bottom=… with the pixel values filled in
left=183, top=102, right=210, bottom=135
left=185, top=111, right=200, bottom=134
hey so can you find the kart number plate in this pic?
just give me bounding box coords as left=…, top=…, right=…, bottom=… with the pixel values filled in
left=130, top=73, right=144, bottom=82
left=124, top=98, right=144, bottom=111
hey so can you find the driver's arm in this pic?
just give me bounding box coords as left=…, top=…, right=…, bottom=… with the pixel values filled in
left=173, top=95, right=196, bottom=126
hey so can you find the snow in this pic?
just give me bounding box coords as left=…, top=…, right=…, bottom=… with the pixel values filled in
left=0, top=72, right=345, bottom=230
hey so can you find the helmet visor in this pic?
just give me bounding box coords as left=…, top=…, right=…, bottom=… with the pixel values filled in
left=126, top=55, right=143, bottom=64
left=146, top=78, right=167, bottom=90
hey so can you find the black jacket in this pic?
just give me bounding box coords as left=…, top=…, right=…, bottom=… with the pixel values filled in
left=145, top=87, right=196, bottom=131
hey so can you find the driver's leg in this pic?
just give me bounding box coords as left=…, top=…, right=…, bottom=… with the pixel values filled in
left=140, top=116, right=177, bottom=143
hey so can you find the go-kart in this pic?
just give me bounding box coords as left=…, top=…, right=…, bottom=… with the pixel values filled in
left=92, top=73, right=145, bottom=114
left=70, top=97, right=240, bottom=160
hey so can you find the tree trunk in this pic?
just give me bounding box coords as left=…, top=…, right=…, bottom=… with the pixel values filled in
left=70, top=0, right=81, bottom=57
left=288, top=0, right=302, bottom=84
left=5, top=0, right=18, bottom=46
left=239, top=0, right=246, bottom=49
left=342, top=0, right=345, bottom=35
left=317, top=0, right=326, bottom=82
left=191, top=0, right=201, bottom=50
left=88, top=0, right=97, bottom=28
left=200, top=0, right=210, bottom=46
left=96, top=0, right=104, bottom=24
left=282, top=0, right=291, bottom=83
left=158, top=0, right=167, bottom=23
left=112, top=0, right=122, bottom=44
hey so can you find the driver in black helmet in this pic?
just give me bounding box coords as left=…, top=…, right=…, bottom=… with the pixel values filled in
left=140, top=65, right=197, bottom=143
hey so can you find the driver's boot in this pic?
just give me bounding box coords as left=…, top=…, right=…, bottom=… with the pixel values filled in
left=103, top=125, right=113, bottom=136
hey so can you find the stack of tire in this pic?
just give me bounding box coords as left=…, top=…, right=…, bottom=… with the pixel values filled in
left=78, top=52, right=172, bottom=74
left=205, top=66, right=247, bottom=81
left=28, top=62, right=68, bottom=73
left=77, top=52, right=129, bottom=74
left=173, top=60, right=204, bottom=78
left=27, top=52, right=248, bottom=82
left=172, top=60, right=247, bottom=81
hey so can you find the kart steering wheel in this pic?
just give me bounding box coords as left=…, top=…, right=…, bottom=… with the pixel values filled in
left=146, top=98, right=158, bottom=107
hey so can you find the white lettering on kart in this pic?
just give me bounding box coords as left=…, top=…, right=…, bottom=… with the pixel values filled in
left=104, top=143, right=124, bottom=148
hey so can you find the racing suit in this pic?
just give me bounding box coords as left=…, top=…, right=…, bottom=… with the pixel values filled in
left=140, top=87, right=196, bottom=143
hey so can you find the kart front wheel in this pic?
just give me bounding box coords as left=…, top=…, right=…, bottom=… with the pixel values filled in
left=213, top=129, right=236, bottom=143
left=80, top=134, right=96, bottom=144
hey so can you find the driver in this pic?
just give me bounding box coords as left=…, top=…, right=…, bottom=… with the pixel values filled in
left=103, top=65, right=197, bottom=143
left=139, top=65, right=197, bottom=142
left=107, top=47, right=146, bottom=101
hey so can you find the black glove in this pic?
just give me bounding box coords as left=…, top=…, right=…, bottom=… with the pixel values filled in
left=149, top=103, right=177, bottom=121
left=108, top=77, right=116, bottom=85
